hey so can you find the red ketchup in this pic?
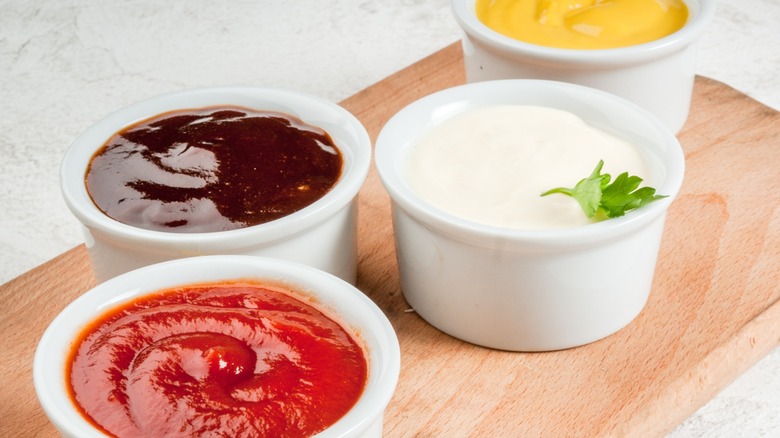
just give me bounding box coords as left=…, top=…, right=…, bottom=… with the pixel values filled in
left=67, top=282, right=368, bottom=437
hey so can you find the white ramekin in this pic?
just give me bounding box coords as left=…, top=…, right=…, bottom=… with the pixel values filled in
left=375, top=79, right=684, bottom=351
left=33, top=255, right=400, bottom=438
left=451, top=0, right=716, bottom=133
left=61, top=87, right=371, bottom=284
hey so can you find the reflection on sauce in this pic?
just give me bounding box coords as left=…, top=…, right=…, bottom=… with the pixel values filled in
left=475, top=0, right=689, bottom=49
left=67, top=282, right=368, bottom=437
left=86, top=107, right=343, bottom=233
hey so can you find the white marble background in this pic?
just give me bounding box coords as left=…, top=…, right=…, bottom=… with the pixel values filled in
left=1, top=0, right=778, bottom=436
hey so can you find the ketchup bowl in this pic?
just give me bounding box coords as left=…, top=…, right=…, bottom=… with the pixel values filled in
left=374, top=79, right=684, bottom=351
left=451, top=0, right=716, bottom=133
left=33, top=255, right=400, bottom=438
left=61, top=87, right=371, bottom=284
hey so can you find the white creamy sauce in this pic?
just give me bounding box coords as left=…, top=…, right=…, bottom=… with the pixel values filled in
left=406, top=105, right=653, bottom=230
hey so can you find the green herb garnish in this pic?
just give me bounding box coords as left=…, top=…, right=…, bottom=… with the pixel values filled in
left=540, top=160, right=667, bottom=220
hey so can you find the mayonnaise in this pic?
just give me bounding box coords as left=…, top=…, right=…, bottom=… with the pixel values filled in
left=475, top=0, right=689, bottom=50
left=406, top=105, right=653, bottom=230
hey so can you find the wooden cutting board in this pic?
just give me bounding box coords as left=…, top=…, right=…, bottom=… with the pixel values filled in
left=2, top=43, right=778, bottom=437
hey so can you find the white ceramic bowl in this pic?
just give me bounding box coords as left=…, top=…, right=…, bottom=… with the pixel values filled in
left=375, top=79, right=684, bottom=351
left=61, top=87, right=371, bottom=284
left=451, top=0, right=716, bottom=133
left=34, top=255, right=400, bottom=438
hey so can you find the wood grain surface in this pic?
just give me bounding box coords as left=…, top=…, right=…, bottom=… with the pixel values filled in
left=2, top=43, right=778, bottom=437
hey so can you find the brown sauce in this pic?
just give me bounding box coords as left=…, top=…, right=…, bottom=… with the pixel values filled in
left=86, top=106, right=343, bottom=233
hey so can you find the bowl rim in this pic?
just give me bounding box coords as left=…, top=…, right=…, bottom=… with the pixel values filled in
left=60, top=86, right=372, bottom=250
left=451, top=0, right=717, bottom=66
left=33, top=255, right=400, bottom=438
left=374, top=79, right=685, bottom=249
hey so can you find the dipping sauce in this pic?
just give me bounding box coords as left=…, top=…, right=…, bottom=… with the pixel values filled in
left=475, top=0, right=689, bottom=49
left=406, top=105, right=652, bottom=229
left=86, top=107, right=343, bottom=233
left=67, top=281, right=368, bottom=438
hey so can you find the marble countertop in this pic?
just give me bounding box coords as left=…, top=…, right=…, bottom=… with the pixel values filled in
left=1, top=0, right=778, bottom=436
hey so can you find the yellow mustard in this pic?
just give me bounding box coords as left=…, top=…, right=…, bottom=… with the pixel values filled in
left=475, top=0, right=689, bottom=49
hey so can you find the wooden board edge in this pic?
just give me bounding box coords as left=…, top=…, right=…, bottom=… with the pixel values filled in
left=626, top=298, right=780, bottom=437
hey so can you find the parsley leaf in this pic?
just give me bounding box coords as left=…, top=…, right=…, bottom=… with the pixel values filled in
left=540, top=160, right=667, bottom=219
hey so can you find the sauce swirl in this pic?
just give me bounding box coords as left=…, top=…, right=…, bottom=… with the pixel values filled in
left=67, top=282, right=368, bottom=437
left=86, top=107, right=343, bottom=233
